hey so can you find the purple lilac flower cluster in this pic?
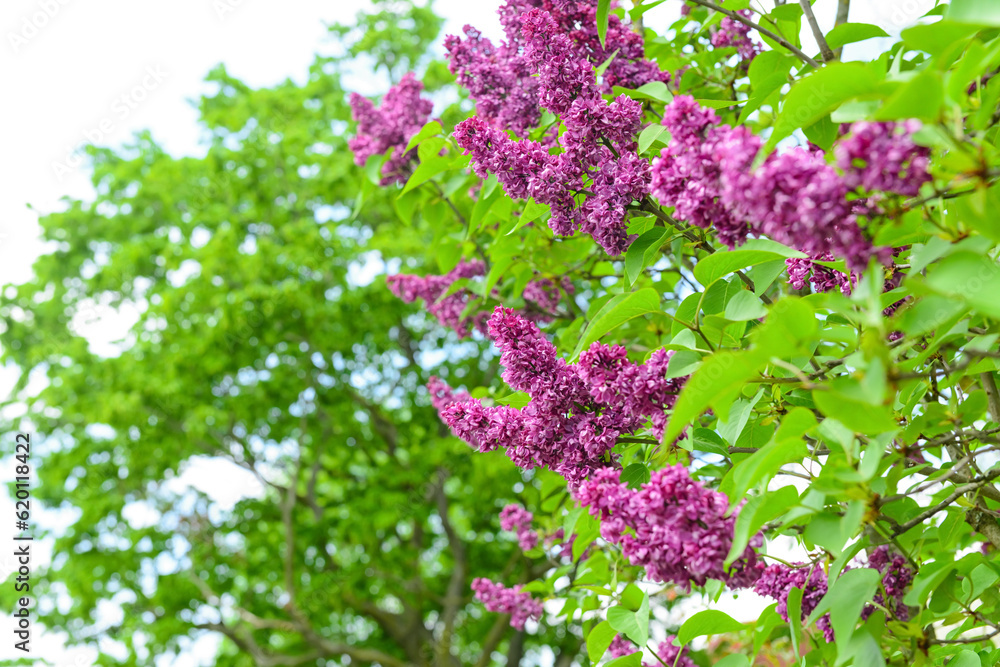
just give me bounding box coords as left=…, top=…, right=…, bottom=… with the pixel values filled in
left=785, top=253, right=854, bottom=295
left=386, top=260, right=489, bottom=338
left=388, top=263, right=569, bottom=338
left=835, top=121, right=931, bottom=197
left=432, top=307, right=685, bottom=484
left=471, top=578, right=544, bottom=630
left=754, top=548, right=914, bottom=640
left=499, top=503, right=539, bottom=551
left=348, top=72, right=433, bottom=185
left=651, top=96, right=882, bottom=271
left=644, top=637, right=696, bottom=667
left=865, top=546, right=914, bottom=621
left=453, top=7, right=652, bottom=256
left=575, top=466, right=763, bottom=590
left=753, top=563, right=835, bottom=641
left=710, top=10, right=760, bottom=63
left=607, top=634, right=635, bottom=659
left=446, top=0, right=667, bottom=138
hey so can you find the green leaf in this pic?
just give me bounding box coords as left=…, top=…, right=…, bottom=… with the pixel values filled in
left=787, top=587, right=803, bottom=658
left=902, top=21, right=980, bottom=55
left=809, top=568, right=880, bottom=645
left=694, top=243, right=804, bottom=287
left=586, top=620, right=619, bottom=662
left=729, top=424, right=811, bottom=500
left=572, top=288, right=661, bottom=359
left=605, top=654, right=642, bottom=667
left=813, top=390, right=898, bottom=434
left=621, top=463, right=651, bottom=489
left=726, top=485, right=799, bottom=566
left=595, top=48, right=620, bottom=76
left=825, top=23, right=889, bottom=50
left=402, top=120, right=443, bottom=155
left=724, top=290, right=768, bottom=322
left=637, top=123, right=669, bottom=155
left=625, top=228, right=668, bottom=287
left=662, top=349, right=768, bottom=445
left=505, top=198, right=549, bottom=236
left=875, top=69, right=944, bottom=122
left=401, top=156, right=453, bottom=195
left=768, top=62, right=882, bottom=151
left=597, top=0, right=611, bottom=48
left=676, top=609, right=744, bottom=645
left=691, top=427, right=730, bottom=456
left=607, top=595, right=649, bottom=646
left=713, top=656, right=750, bottom=667
left=947, top=650, right=985, bottom=667
left=948, top=0, right=1000, bottom=26
left=922, top=252, right=1000, bottom=320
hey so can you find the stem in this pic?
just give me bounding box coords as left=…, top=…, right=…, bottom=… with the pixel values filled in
left=834, top=0, right=850, bottom=58
left=683, top=0, right=822, bottom=68
left=798, top=0, right=836, bottom=62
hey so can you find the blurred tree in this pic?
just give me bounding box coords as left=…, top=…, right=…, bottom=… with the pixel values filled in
left=0, top=3, right=580, bottom=666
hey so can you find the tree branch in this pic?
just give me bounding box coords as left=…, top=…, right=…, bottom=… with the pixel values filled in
left=683, top=0, right=822, bottom=67
left=798, top=0, right=836, bottom=62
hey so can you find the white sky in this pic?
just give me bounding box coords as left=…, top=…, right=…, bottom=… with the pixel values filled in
left=0, top=0, right=935, bottom=665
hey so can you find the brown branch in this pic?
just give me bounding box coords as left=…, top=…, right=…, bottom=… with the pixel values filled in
left=799, top=0, right=836, bottom=62
left=834, top=0, right=850, bottom=58
left=474, top=616, right=513, bottom=667
left=684, top=0, right=821, bottom=67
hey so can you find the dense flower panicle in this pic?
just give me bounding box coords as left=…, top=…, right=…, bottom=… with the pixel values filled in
left=444, top=26, right=542, bottom=138
left=575, top=466, right=762, bottom=589
left=471, top=578, right=544, bottom=630
left=386, top=260, right=487, bottom=338
left=447, top=0, right=666, bottom=137
left=427, top=376, right=471, bottom=413
left=348, top=72, right=433, bottom=185
left=785, top=254, right=854, bottom=295
left=652, top=96, right=880, bottom=270
left=452, top=6, right=653, bottom=256
left=522, top=277, right=570, bottom=314
left=835, top=121, right=931, bottom=197
left=865, top=546, right=913, bottom=620
left=711, top=10, right=760, bottom=62
left=435, top=308, right=686, bottom=483
left=499, top=503, right=539, bottom=551
left=753, top=564, right=834, bottom=642
left=644, top=638, right=696, bottom=667
left=607, top=634, right=635, bottom=659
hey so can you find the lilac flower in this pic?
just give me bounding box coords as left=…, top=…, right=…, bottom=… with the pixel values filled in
left=452, top=7, right=652, bottom=256
left=471, top=578, right=544, bottom=630
left=435, top=308, right=686, bottom=483
left=386, top=260, right=487, bottom=338
left=607, top=634, right=635, bottom=659
left=348, top=72, right=433, bottom=185
left=644, top=637, right=696, bottom=667
left=652, top=96, right=882, bottom=271
left=499, top=503, right=539, bottom=551
left=753, top=563, right=835, bottom=642
left=711, top=10, right=760, bottom=63
left=785, top=254, right=854, bottom=295
left=575, top=466, right=763, bottom=590
left=446, top=0, right=667, bottom=137
left=835, top=121, right=931, bottom=197
left=444, top=26, right=542, bottom=138
left=865, top=546, right=913, bottom=621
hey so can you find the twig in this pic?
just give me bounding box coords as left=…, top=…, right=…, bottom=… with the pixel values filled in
left=798, top=0, right=836, bottom=62
left=683, top=0, right=822, bottom=67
